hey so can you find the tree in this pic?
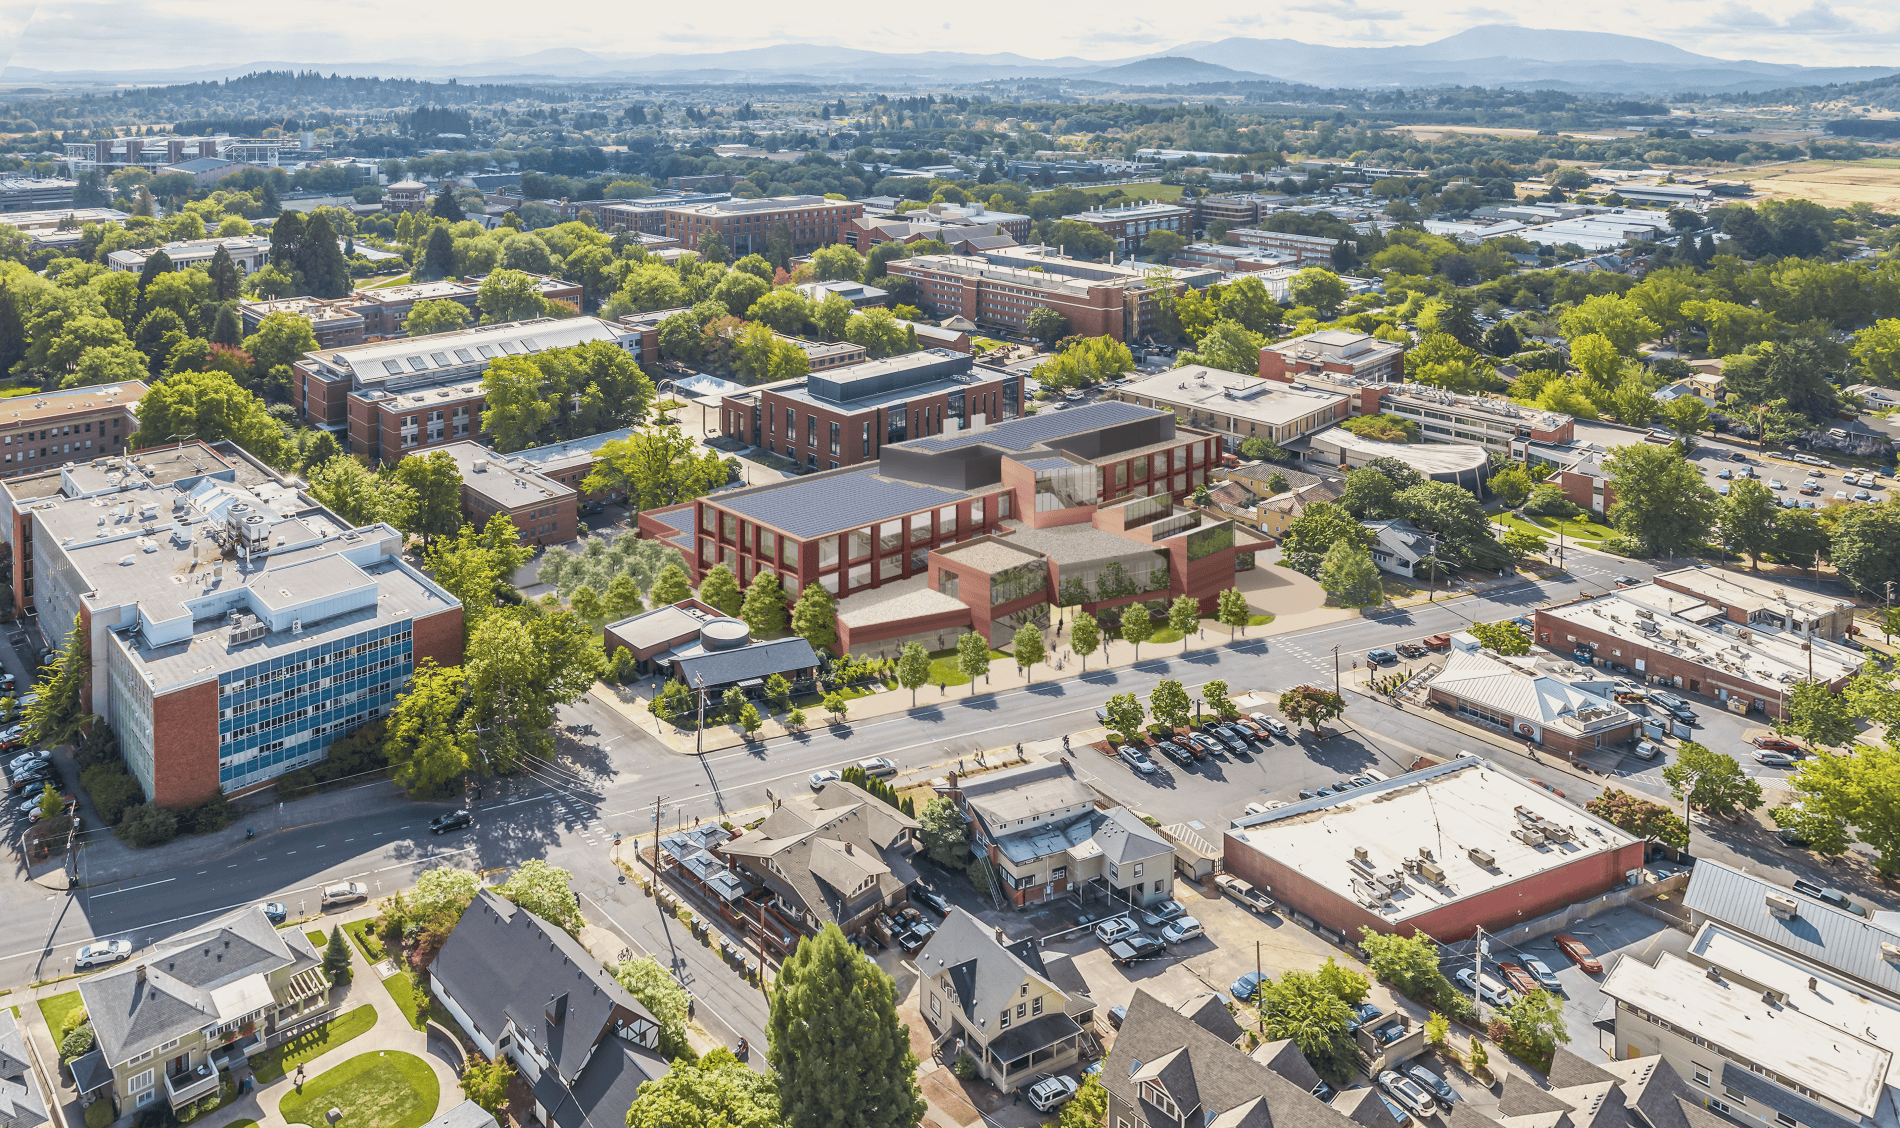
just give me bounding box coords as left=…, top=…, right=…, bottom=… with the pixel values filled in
left=1175, top=319, right=1264, bottom=375
left=1664, top=742, right=1764, bottom=821
left=651, top=563, right=693, bottom=606
left=1202, top=679, right=1234, bottom=718
left=1830, top=503, right=1900, bottom=598
left=955, top=630, right=991, bottom=696
left=1467, top=621, right=1530, bottom=656
left=791, top=583, right=838, bottom=652
left=133, top=368, right=284, bottom=460
left=323, top=926, right=353, bottom=985
left=581, top=429, right=728, bottom=510
left=615, top=954, right=694, bottom=1058
left=918, top=796, right=969, bottom=868
left=405, top=298, right=472, bottom=336
left=1318, top=541, right=1383, bottom=608
left=1279, top=685, right=1345, bottom=735
left=1777, top=680, right=1859, bottom=749
left=1288, top=268, right=1349, bottom=318
left=1167, top=596, right=1200, bottom=650
left=1071, top=611, right=1101, bottom=671
left=767, top=924, right=924, bottom=1128
left=1585, top=789, right=1690, bottom=849
left=896, top=642, right=930, bottom=706
left=385, top=661, right=477, bottom=796
left=1150, top=679, right=1191, bottom=730
left=1117, top=602, right=1153, bottom=661
left=1260, top=970, right=1361, bottom=1083
left=1216, top=588, right=1252, bottom=639
left=1559, top=294, right=1657, bottom=356
left=24, top=615, right=87, bottom=748
left=459, top=1056, right=514, bottom=1117
left=1012, top=623, right=1046, bottom=683
left=764, top=673, right=793, bottom=715
left=477, top=269, right=551, bottom=324
left=1662, top=395, right=1711, bottom=441
left=1502, top=527, right=1548, bottom=560
left=748, top=288, right=812, bottom=335
left=741, top=572, right=788, bottom=635
left=420, top=226, right=457, bottom=280
left=1489, top=466, right=1533, bottom=507
left=297, top=213, right=352, bottom=298
left=496, top=858, right=583, bottom=935
left=1359, top=928, right=1446, bottom=999
left=808, top=293, right=852, bottom=341
left=1718, top=477, right=1779, bottom=568
left=1495, top=990, right=1569, bottom=1068
left=392, top=450, right=465, bottom=546
left=1604, top=443, right=1717, bottom=557
left=423, top=513, right=535, bottom=637
left=628, top=1049, right=783, bottom=1128
left=712, top=270, right=771, bottom=318
left=822, top=691, right=850, bottom=724
left=1104, top=692, right=1145, bottom=740
left=845, top=307, right=914, bottom=359
left=1279, top=502, right=1373, bottom=576
left=1482, top=320, right=1522, bottom=358
left=809, top=245, right=864, bottom=283
left=1057, top=1076, right=1107, bottom=1128
left=1142, top=230, right=1188, bottom=261
left=699, top=564, right=743, bottom=618
left=432, top=183, right=467, bottom=222
left=408, top=866, right=482, bottom=921
left=569, top=585, right=603, bottom=621
left=309, top=456, right=418, bottom=532
left=1025, top=308, right=1069, bottom=347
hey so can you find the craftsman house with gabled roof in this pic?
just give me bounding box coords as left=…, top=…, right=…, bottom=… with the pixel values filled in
left=913, top=908, right=1096, bottom=1093
left=77, top=905, right=332, bottom=1115
left=721, top=780, right=921, bottom=944
left=430, top=890, right=669, bottom=1128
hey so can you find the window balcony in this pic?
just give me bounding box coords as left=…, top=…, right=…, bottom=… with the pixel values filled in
left=164, top=1064, right=219, bottom=1107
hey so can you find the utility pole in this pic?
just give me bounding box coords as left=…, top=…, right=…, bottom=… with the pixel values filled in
left=1473, top=926, right=1488, bottom=1025
left=650, top=795, right=685, bottom=988
left=694, top=671, right=706, bottom=758
left=1332, top=646, right=1340, bottom=696
left=1255, top=940, right=1263, bottom=1032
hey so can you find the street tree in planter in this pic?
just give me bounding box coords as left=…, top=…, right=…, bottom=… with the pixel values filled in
left=1216, top=588, right=1252, bottom=639
left=1279, top=685, right=1345, bottom=736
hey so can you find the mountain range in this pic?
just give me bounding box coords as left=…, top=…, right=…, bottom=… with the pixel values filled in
left=3, top=26, right=1895, bottom=95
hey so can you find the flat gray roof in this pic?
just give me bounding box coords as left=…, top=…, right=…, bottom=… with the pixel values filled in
left=711, top=466, right=970, bottom=541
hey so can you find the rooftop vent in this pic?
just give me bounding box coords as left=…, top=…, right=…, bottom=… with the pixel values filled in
left=1468, top=847, right=1495, bottom=867
left=1766, top=893, right=1799, bottom=918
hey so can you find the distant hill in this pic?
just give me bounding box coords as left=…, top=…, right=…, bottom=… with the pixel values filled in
left=1072, top=56, right=1282, bottom=85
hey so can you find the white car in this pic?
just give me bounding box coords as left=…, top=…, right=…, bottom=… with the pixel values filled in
left=1249, top=712, right=1290, bottom=738
left=1633, top=741, right=1663, bottom=760
left=1161, top=917, right=1204, bottom=944
left=1455, top=968, right=1510, bottom=1005
left=808, top=770, right=842, bottom=791
left=857, top=757, right=897, bottom=778
left=1379, top=1071, right=1438, bottom=1120
left=321, top=882, right=367, bottom=908
left=1143, top=899, right=1187, bottom=923
left=1093, top=917, right=1137, bottom=945
left=1026, top=1075, right=1079, bottom=1112
left=75, top=940, right=132, bottom=969
left=7, top=749, right=50, bottom=774
left=1243, top=801, right=1288, bottom=816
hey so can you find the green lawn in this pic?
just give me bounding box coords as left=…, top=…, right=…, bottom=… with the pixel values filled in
left=341, top=920, right=387, bottom=963
left=1247, top=613, right=1275, bottom=627
left=306, top=930, right=330, bottom=951
left=0, top=385, right=37, bottom=399
left=380, top=969, right=426, bottom=1031
left=364, top=274, right=413, bottom=289
left=1505, top=512, right=1617, bottom=545
left=37, top=991, right=83, bottom=1036
left=1032, top=182, right=1185, bottom=202
left=279, top=1051, right=440, bottom=1128
left=1149, top=628, right=1185, bottom=645
left=251, top=1005, right=378, bottom=1083
left=926, top=647, right=1009, bottom=688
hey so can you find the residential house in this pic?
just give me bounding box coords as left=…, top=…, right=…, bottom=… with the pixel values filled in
left=945, top=760, right=1175, bottom=909
left=77, top=906, right=333, bottom=1114
left=430, top=890, right=669, bottom=1128
left=1364, top=518, right=1435, bottom=578
left=0, top=1012, right=47, bottom=1128
left=913, top=909, right=1095, bottom=1092
left=721, top=780, right=922, bottom=946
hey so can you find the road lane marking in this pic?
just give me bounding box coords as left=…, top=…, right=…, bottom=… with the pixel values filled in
left=90, top=878, right=175, bottom=898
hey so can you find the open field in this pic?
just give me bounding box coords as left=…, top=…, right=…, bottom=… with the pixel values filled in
left=1728, top=159, right=1900, bottom=209
left=1031, top=182, right=1186, bottom=203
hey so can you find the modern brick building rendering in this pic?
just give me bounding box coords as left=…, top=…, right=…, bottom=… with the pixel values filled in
left=1259, top=329, right=1406, bottom=387
left=291, top=316, right=640, bottom=462
left=0, top=380, right=145, bottom=481
left=717, top=350, right=1023, bottom=471
left=1224, top=758, right=1645, bottom=940
left=661, top=195, right=864, bottom=257
left=21, top=442, right=461, bottom=806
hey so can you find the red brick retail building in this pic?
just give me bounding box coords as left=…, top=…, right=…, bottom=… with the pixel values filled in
left=1223, top=758, right=1646, bottom=941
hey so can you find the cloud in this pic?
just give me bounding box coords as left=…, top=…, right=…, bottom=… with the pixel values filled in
left=1284, top=0, right=1406, bottom=20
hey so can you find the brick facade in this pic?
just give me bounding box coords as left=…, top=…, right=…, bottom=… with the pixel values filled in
left=725, top=370, right=1022, bottom=471
left=887, top=256, right=1131, bottom=341
left=662, top=196, right=864, bottom=257
left=412, top=605, right=465, bottom=672
left=150, top=679, right=221, bottom=808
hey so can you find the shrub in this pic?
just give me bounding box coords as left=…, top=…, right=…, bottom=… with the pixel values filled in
left=79, top=763, right=141, bottom=826
left=115, top=802, right=178, bottom=848
left=60, top=1024, right=94, bottom=1060
left=953, top=1052, right=979, bottom=1080
left=60, top=1007, right=88, bottom=1035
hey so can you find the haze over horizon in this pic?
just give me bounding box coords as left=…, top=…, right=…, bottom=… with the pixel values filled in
left=4, top=0, right=1897, bottom=79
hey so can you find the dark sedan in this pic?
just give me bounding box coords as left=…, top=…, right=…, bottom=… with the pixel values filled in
left=429, top=809, right=473, bottom=834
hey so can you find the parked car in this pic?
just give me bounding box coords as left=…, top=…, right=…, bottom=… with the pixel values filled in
left=9, top=766, right=57, bottom=795
left=1757, top=751, right=1797, bottom=767
left=321, top=882, right=368, bottom=909
left=1142, top=899, right=1187, bottom=924
left=857, top=757, right=897, bottom=778
left=1395, top=643, right=1427, bottom=659
left=74, top=940, right=132, bottom=969
left=1180, top=733, right=1216, bottom=759
left=428, top=809, right=472, bottom=834
left=912, top=886, right=952, bottom=916
left=261, top=901, right=288, bottom=925
left=1717, top=468, right=1732, bottom=479
left=1524, top=957, right=1562, bottom=990
left=1632, top=741, right=1663, bottom=761
left=1554, top=934, right=1603, bottom=973
left=1109, top=934, right=1165, bottom=964
left=1161, top=917, right=1204, bottom=944
left=1423, top=634, right=1451, bottom=650
left=1107, top=1005, right=1127, bottom=1030
left=1214, top=726, right=1250, bottom=754
left=1234, top=717, right=1269, bottom=739
left=1093, top=917, right=1137, bottom=945
left=1311, top=1081, right=1338, bottom=1104
left=1027, top=1075, right=1079, bottom=1113
left=1243, top=801, right=1287, bottom=817
left=1346, top=1002, right=1383, bottom=1032
left=1367, top=648, right=1398, bottom=664
left=1857, top=490, right=1873, bottom=502
left=1614, top=576, right=1640, bottom=588
left=1251, top=712, right=1289, bottom=738
left=1157, top=740, right=1194, bottom=766
left=1498, top=961, right=1540, bottom=996
left=1454, top=967, right=1510, bottom=1005
left=1380, top=1071, right=1437, bottom=1120
left=1403, top=1064, right=1458, bottom=1109
left=1650, top=692, right=1697, bottom=723
left=808, top=770, right=842, bottom=790
left=1117, top=745, right=1157, bottom=775
left=1368, top=1017, right=1406, bottom=1045
left=7, top=749, right=50, bottom=774
left=1752, top=735, right=1803, bottom=753
left=1230, top=970, right=1265, bottom=1001
left=895, top=920, right=937, bottom=952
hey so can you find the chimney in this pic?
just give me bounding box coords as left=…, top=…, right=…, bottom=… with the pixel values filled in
left=135, top=964, right=147, bottom=983
left=994, top=927, right=1005, bottom=944
left=844, top=841, right=853, bottom=855
left=547, top=992, right=568, bottom=1026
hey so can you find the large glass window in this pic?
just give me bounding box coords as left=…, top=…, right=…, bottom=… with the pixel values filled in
left=971, top=498, right=985, bottom=525
left=948, top=389, right=965, bottom=427
left=879, top=554, right=904, bottom=581
left=1115, top=463, right=1128, bottom=488
left=701, top=506, right=715, bottom=531
left=1184, top=522, right=1235, bottom=561
left=862, top=422, right=872, bottom=458
left=781, top=537, right=799, bottom=568
left=721, top=514, right=737, bottom=540
left=1002, top=381, right=1019, bottom=420
left=829, top=421, right=840, bottom=457
left=821, top=572, right=840, bottom=594
left=849, top=562, right=872, bottom=589
left=887, top=403, right=907, bottom=444
left=1132, top=456, right=1149, bottom=481
left=818, top=537, right=839, bottom=568
left=759, top=530, right=776, bottom=559
left=998, top=493, right=1011, bottom=518
left=806, top=414, right=818, bottom=447
left=991, top=560, right=1046, bottom=606
left=939, top=573, right=960, bottom=600
left=911, top=516, right=931, bottom=543
left=1035, top=464, right=1099, bottom=512
left=879, top=521, right=903, bottom=552
left=939, top=505, right=958, bottom=537
left=785, top=408, right=795, bottom=440
left=850, top=528, right=872, bottom=559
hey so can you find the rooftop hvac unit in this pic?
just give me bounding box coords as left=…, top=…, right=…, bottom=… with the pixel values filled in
left=1882, top=942, right=1900, bottom=964
left=1419, top=860, right=1448, bottom=883
left=1705, top=966, right=1723, bottom=982
left=1469, top=847, right=1496, bottom=867
left=1514, top=827, right=1546, bottom=846
left=1541, top=823, right=1574, bottom=843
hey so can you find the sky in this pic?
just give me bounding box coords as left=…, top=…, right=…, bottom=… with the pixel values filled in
left=1, top=0, right=1897, bottom=75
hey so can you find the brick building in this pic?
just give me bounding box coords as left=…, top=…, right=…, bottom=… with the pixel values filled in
left=1533, top=581, right=1864, bottom=720
left=662, top=195, right=864, bottom=257
left=651, top=401, right=1241, bottom=655
left=384, top=180, right=428, bottom=211
left=1259, top=329, right=1406, bottom=387
left=424, top=441, right=578, bottom=547
left=1059, top=201, right=1194, bottom=255
left=505, top=426, right=638, bottom=507
left=24, top=441, right=461, bottom=806
left=238, top=297, right=367, bottom=350
left=1224, top=757, right=1645, bottom=940
left=887, top=255, right=1139, bottom=341
left=291, top=316, right=640, bottom=462
left=1227, top=226, right=1342, bottom=265
left=0, top=380, right=145, bottom=482
left=1193, top=192, right=1290, bottom=229
left=717, top=350, right=1022, bottom=472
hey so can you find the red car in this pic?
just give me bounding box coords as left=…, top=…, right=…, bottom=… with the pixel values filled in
left=1554, top=934, right=1602, bottom=974
left=1497, top=961, right=1541, bottom=996
left=1752, top=735, right=1803, bottom=753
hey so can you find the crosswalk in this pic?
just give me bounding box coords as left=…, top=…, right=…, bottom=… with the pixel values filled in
left=1274, top=641, right=1335, bottom=677
left=552, top=795, right=603, bottom=847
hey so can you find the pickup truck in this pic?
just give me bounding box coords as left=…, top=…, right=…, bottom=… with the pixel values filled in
left=1215, top=874, right=1276, bottom=914
left=1423, top=634, right=1451, bottom=650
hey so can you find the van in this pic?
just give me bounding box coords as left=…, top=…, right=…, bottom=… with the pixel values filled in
left=857, top=757, right=897, bottom=778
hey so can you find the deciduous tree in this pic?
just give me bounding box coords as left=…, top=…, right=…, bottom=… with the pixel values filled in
left=1663, top=742, right=1763, bottom=821
left=1584, top=789, right=1689, bottom=849
left=1279, top=685, right=1345, bottom=735
left=1070, top=611, right=1101, bottom=671
left=1012, top=623, right=1045, bottom=682
left=1318, top=541, right=1383, bottom=608
left=497, top=858, right=583, bottom=935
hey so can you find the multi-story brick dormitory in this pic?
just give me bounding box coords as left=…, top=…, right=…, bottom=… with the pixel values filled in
left=1058, top=201, right=1194, bottom=256
left=644, top=401, right=1249, bottom=655
left=661, top=195, right=865, bottom=257
left=22, top=441, right=462, bottom=806
left=290, top=316, right=640, bottom=462
left=1534, top=578, right=1864, bottom=720
left=716, top=349, right=1024, bottom=472
left=0, top=380, right=145, bottom=482
left=887, top=249, right=1211, bottom=343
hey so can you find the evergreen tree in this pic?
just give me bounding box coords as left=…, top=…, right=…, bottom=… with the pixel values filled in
left=269, top=211, right=304, bottom=270
left=768, top=924, right=925, bottom=1128
left=207, top=245, right=240, bottom=302
left=209, top=304, right=243, bottom=347
left=135, top=249, right=172, bottom=297
left=0, top=286, right=24, bottom=377
left=791, top=582, right=838, bottom=652
left=322, top=925, right=353, bottom=984
left=431, top=183, right=466, bottom=222
left=297, top=213, right=353, bottom=299
left=260, top=178, right=281, bottom=216
left=422, top=226, right=457, bottom=281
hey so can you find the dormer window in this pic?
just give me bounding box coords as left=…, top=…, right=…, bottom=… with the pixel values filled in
left=1141, top=1081, right=1179, bottom=1119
